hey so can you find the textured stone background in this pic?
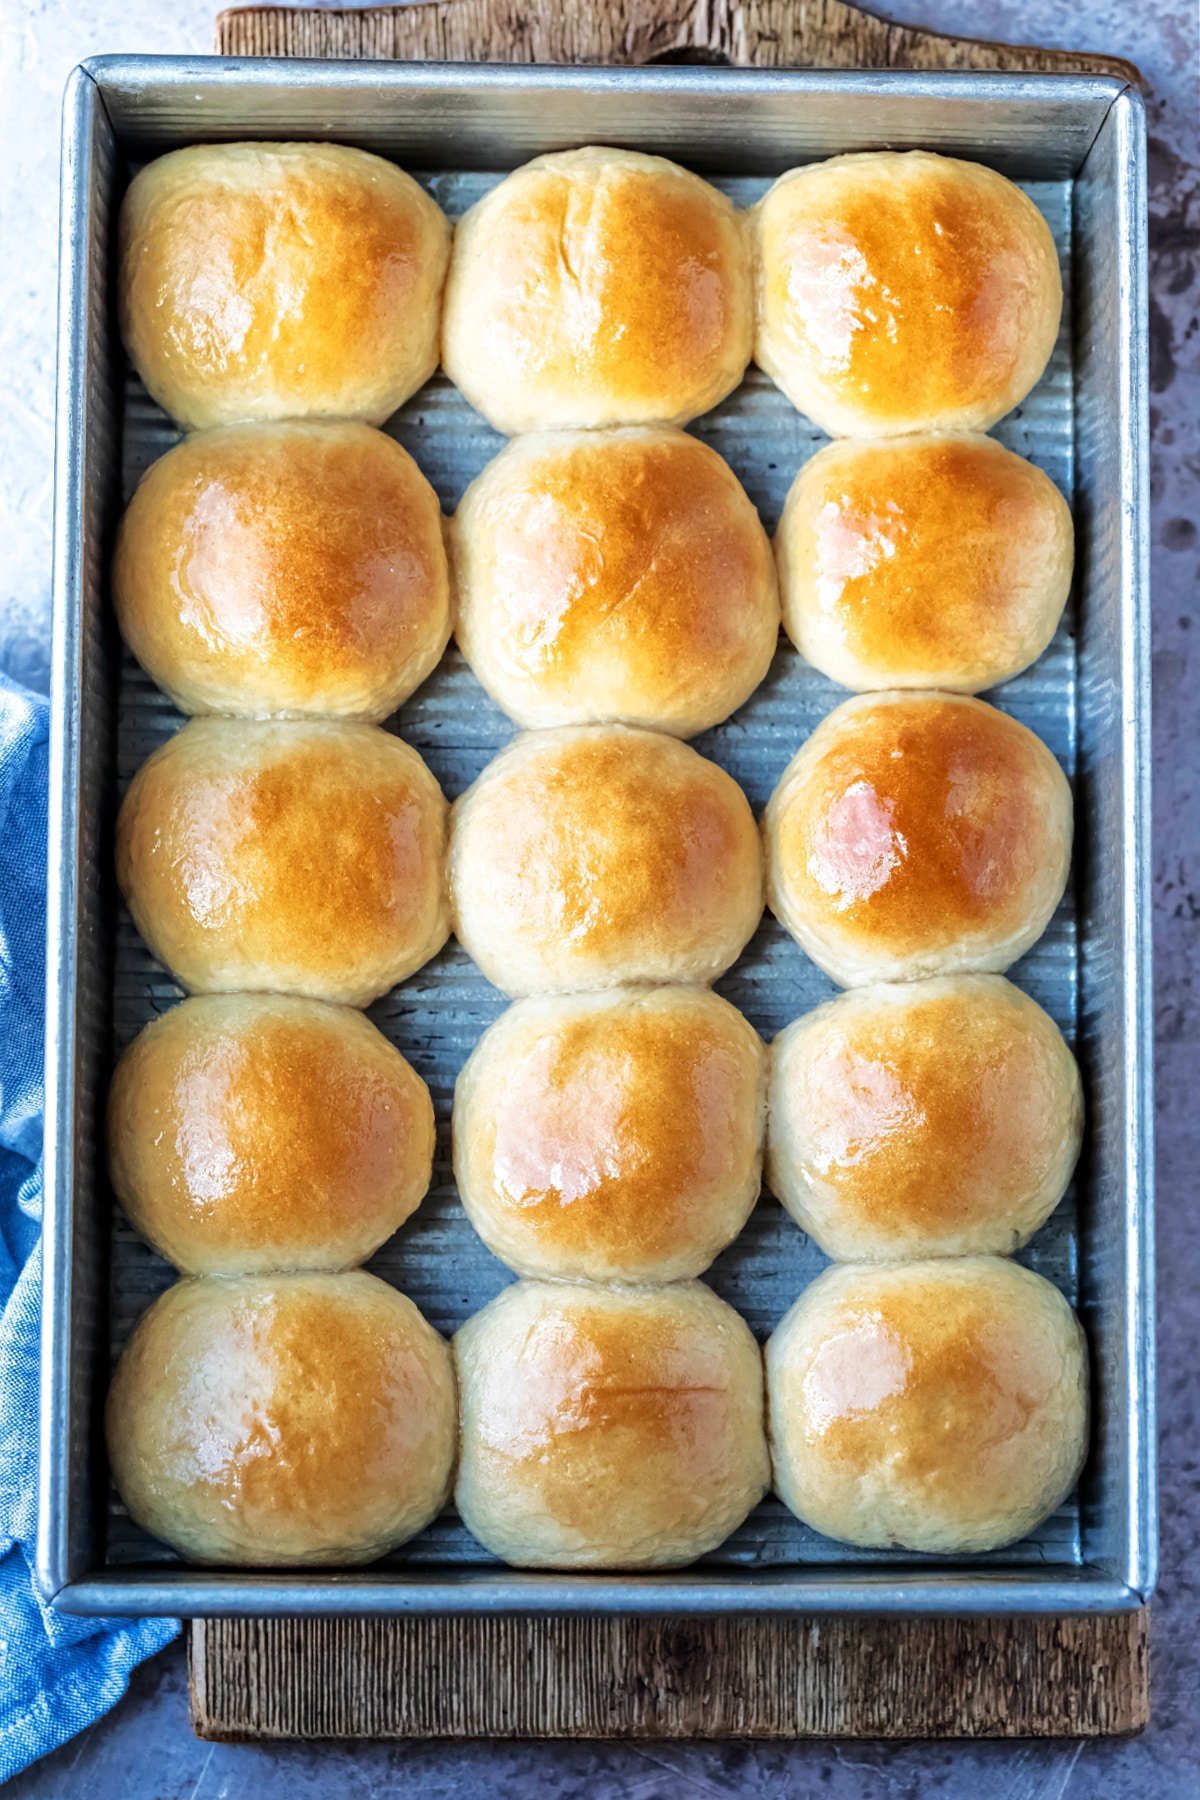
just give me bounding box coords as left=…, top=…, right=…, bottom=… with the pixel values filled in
left=0, top=0, right=1195, bottom=1793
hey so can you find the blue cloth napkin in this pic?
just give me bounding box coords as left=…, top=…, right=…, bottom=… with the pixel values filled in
left=0, top=674, right=178, bottom=1784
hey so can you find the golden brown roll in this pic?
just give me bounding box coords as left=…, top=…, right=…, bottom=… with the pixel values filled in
left=109, top=995, right=435, bottom=1274
left=119, top=143, right=450, bottom=429
left=767, top=1258, right=1088, bottom=1553
left=451, top=428, right=780, bottom=736
left=107, top=1271, right=455, bottom=1566
left=449, top=726, right=763, bottom=996
left=776, top=434, right=1074, bottom=692
left=442, top=148, right=752, bottom=434
left=113, top=423, right=451, bottom=720
left=763, top=693, right=1072, bottom=986
left=766, top=976, right=1082, bottom=1260
left=454, top=987, right=766, bottom=1282
left=753, top=151, right=1062, bottom=437
left=116, top=719, right=449, bottom=1005
left=455, top=1279, right=768, bottom=1568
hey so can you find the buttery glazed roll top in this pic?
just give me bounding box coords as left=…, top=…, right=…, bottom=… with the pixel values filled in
left=451, top=428, right=780, bottom=737
left=441, top=148, right=753, bottom=434
left=113, top=423, right=451, bottom=720
left=109, top=995, right=435, bottom=1274
left=776, top=434, right=1074, bottom=692
left=119, top=142, right=450, bottom=429
left=449, top=726, right=763, bottom=996
left=763, top=693, right=1072, bottom=987
left=455, top=1279, right=769, bottom=1569
left=454, top=987, right=766, bottom=1282
left=107, top=1271, right=456, bottom=1567
left=753, top=151, right=1063, bottom=437
left=116, top=720, right=449, bottom=1006
left=767, top=1258, right=1089, bottom=1553
left=766, top=975, right=1083, bottom=1260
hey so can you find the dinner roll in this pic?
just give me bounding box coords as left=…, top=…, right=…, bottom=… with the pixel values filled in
left=113, top=423, right=450, bottom=720
left=119, top=143, right=450, bottom=429
left=767, top=1258, right=1088, bottom=1553
left=451, top=428, right=780, bottom=736
left=455, top=1280, right=768, bottom=1568
left=107, top=1271, right=455, bottom=1566
left=767, top=976, right=1082, bottom=1260
left=109, top=995, right=435, bottom=1274
left=776, top=434, right=1074, bottom=692
left=442, top=148, right=752, bottom=434
left=449, top=726, right=762, bottom=996
left=455, top=987, right=766, bottom=1282
left=116, top=719, right=448, bottom=1005
left=753, top=151, right=1062, bottom=436
left=763, top=693, right=1071, bottom=986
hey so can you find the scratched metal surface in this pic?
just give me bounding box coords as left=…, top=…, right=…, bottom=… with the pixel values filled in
left=103, top=167, right=1083, bottom=1578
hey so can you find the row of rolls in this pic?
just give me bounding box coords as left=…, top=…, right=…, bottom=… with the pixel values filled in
left=115, top=701, right=1072, bottom=1007
left=117, top=421, right=1072, bottom=730
left=121, top=139, right=1063, bottom=440
left=107, top=135, right=1086, bottom=1573
left=112, top=1260, right=1085, bottom=1571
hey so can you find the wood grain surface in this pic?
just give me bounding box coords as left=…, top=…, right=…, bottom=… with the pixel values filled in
left=216, top=0, right=1140, bottom=83
left=190, top=1612, right=1151, bottom=1740
left=193, top=0, right=1148, bottom=1744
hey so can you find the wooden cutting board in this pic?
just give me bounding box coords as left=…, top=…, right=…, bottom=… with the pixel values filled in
left=193, top=0, right=1148, bottom=1742
left=216, top=0, right=1138, bottom=79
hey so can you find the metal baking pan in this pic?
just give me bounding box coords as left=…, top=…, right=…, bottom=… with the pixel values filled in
left=39, top=56, right=1154, bottom=1617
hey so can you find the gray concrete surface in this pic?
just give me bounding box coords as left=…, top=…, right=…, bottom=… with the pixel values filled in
left=0, top=0, right=1195, bottom=1793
